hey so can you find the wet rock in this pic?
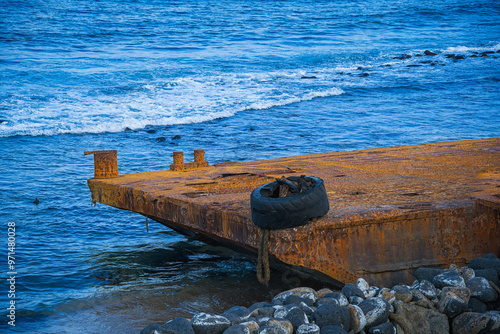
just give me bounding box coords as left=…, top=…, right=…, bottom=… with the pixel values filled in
left=318, top=325, right=348, bottom=334
left=296, top=323, right=320, bottom=334
left=312, top=304, right=350, bottom=330
left=393, top=54, right=411, bottom=60
left=342, top=283, right=365, bottom=300
left=274, top=306, right=291, bottom=318
left=454, top=55, right=465, bottom=60
left=389, top=300, right=449, bottom=334
left=414, top=280, right=438, bottom=299
left=255, top=316, right=272, bottom=327
left=156, top=137, right=166, bottom=142
left=406, top=64, right=422, bottom=67
left=349, top=296, right=365, bottom=305
left=415, top=53, right=422, bottom=57
left=258, top=326, right=289, bottom=334
left=469, top=256, right=500, bottom=275
left=140, top=324, right=160, bottom=334
left=240, top=321, right=259, bottom=334
left=468, top=297, right=488, bottom=313
left=391, top=285, right=413, bottom=303
left=358, top=298, right=390, bottom=329
left=172, top=135, right=182, bottom=140
left=224, top=324, right=251, bottom=334
left=379, top=290, right=395, bottom=305
left=317, top=298, right=342, bottom=307
left=441, top=287, right=471, bottom=303
left=470, top=54, right=478, bottom=58
left=299, top=302, right=315, bottom=316
left=459, top=267, right=475, bottom=282
left=347, top=304, right=366, bottom=334
left=224, top=306, right=252, bottom=325
left=486, top=311, right=500, bottom=332
left=367, top=322, right=395, bottom=334
left=146, top=129, right=156, bottom=134
left=424, top=50, right=438, bottom=56
left=157, top=318, right=196, bottom=334
left=413, top=268, right=444, bottom=282
left=285, top=295, right=314, bottom=307
left=273, top=288, right=318, bottom=306
left=480, top=53, right=489, bottom=58
left=474, top=268, right=498, bottom=285
left=451, top=312, right=490, bottom=334
left=437, top=293, right=469, bottom=318
left=411, top=289, right=434, bottom=309
left=0, top=119, right=8, bottom=124
left=445, top=54, right=456, bottom=59
left=191, top=313, right=231, bottom=334
left=258, top=307, right=276, bottom=317
left=357, top=278, right=370, bottom=298
left=467, top=277, right=498, bottom=303
left=432, top=270, right=466, bottom=289
left=268, top=319, right=293, bottom=334
left=359, top=73, right=369, bottom=77
left=323, top=292, right=349, bottom=307
left=317, top=289, right=335, bottom=300
left=367, top=287, right=379, bottom=299
left=285, top=307, right=309, bottom=329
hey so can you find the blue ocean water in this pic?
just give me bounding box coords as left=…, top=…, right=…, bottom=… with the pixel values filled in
left=0, top=0, right=499, bottom=332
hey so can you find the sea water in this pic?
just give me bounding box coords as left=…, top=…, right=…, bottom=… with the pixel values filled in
left=0, top=0, right=499, bottom=332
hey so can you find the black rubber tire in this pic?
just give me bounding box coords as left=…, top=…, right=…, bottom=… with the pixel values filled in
left=250, top=176, right=329, bottom=230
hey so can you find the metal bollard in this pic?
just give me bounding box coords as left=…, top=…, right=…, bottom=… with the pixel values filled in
left=84, top=150, right=119, bottom=178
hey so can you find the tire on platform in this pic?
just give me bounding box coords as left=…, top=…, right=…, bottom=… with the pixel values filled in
left=250, top=176, right=329, bottom=230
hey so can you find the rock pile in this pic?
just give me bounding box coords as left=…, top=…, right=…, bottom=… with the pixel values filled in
left=141, top=254, right=500, bottom=334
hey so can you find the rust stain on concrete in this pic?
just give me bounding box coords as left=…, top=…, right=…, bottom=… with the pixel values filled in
left=85, top=138, right=500, bottom=287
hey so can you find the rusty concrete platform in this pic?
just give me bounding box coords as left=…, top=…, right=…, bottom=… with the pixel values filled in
left=86, top=138, right=500, bottom=287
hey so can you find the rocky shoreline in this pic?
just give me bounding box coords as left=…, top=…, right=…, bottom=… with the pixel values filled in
left=140, top=253, right=500, bottom=334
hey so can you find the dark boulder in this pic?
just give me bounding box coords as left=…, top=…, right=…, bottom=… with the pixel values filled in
left=141, top=324, right=161, bottom=334
left=158, top=318, right=195, bottom=334
left=367, top=322, right=396, bottom=334
left=341, top=283, right=365, bottom=299
left=474, top=268, right=498, bottom=285
left=191, top=313, right=231, bottom=334
left=413, top=267, right=444, bottom=282
left=358, top=298, right=390, bottom=329
left=468, top=298, right=488, bottom=313
left=424, top=50, right=438, bottom=56
left=432, top=270, right=465, bottom=289
left=451, top=312, right=490, bottom=334
left=285, top=306, right=309, bottom=330
left=319, top=325, right=348, bottom=334
left=466, top=277, right=498, bottom=303
left=223, top=324, right=251, bottom=334
left=312, top=304, right=350, bottom=330
left=469, top=256, right=500, bottom=275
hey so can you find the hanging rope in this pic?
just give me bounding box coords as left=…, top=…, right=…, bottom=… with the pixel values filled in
left=257, top=229, right=270, bottom=284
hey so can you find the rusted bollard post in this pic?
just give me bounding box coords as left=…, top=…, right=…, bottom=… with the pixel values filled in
left=193, top=149, right=205, bottom=163
left=84, top=150, right=119, bottom=178
left=172, top=151, right=184, bottom=165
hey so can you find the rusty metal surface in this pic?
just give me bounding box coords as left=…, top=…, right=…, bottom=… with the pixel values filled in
left=86, top=138, right=500, bottom=286
left=83, top=150, right=119, bottom=178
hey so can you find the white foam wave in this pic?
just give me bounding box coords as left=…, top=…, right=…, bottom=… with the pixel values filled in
left=0, top=71, right=345, bottom=137
left=443, top=42, right=500, bottom=53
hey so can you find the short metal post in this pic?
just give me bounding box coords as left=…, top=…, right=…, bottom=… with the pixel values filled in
left=172, top=151, right=184, bottom=165
left=193, top=149, right=205, bottom=163
left=84, top=150, right=119, bottom=178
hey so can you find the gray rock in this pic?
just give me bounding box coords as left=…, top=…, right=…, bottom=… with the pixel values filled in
left=485, top=311, right=500, bottom=332
left=349, top=296, right=365, bottom=305
left=140, top=324, right=160, bottom=334
left=255, top=316, right=272, bottom=327
left=413, top=268, right=444, bottom=282
left=317, top=289, right=335, bottom=300
left=159, top=318, right=196, bottom=334
left=358, top=298, right=390, bottom=329
left=410, top=289, right=434, bottom=309
left=424, top=50, right=438, bottom=56
left=240, top=321, right=260, bottom=334
left=250, top=302, right=273, bottom=312
left=451, top=312, right=490, bottom=334
left=432, top=270, right=465, bottom=289
left=285, top=295, right=314, bottom=307
left=367, top=287, right=379, bottom=299
left=475, top=268, right=499, bottom=285
left=459, top=267, right=475, bottom=282
left=347, top=304, right=366, bottom=334
left=319, top=325, right=348, bottom=334
left=285, top=307, right=309, bottom=329
left=468, top=297, right=488, bottom=313
left=467, top=277, right=498, bottom=303
left=297, top=323, right=320, bottom=334
left=323, top=292, right=349, bottom=307
left=415, top=280, right=438, bottom=299
left=438, top=294, right=469, bottom=318
left=313, top=304, right=350, bottom=330
left=342, top=283, right=365, bottom=299
left=191, top=313, right=232, bottom=334
left=259, top=307, right=276, bottom=317
left=267, top=319, right=293, bottom=334
left=389, top=300, right=449, bottom=334
left=258, top=326, right=289, bottom=334
left=317, top=298, right=342, bottom=307
left=299, top=302, right=315, bottom=316
left=367, top=322, right=396, bottom=334
left=224, top=306, right=252, bottom=325
left=390, top=286, right=413, bottom=303
left=441, top=286, right=471, bottom=304
left=273, top=288, right=318, bottom=306
left=357, top=278, right=370, bottom=298
left=469, top=256, right=500, bottom=274
left=224, top=324, right=251, bottom=334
